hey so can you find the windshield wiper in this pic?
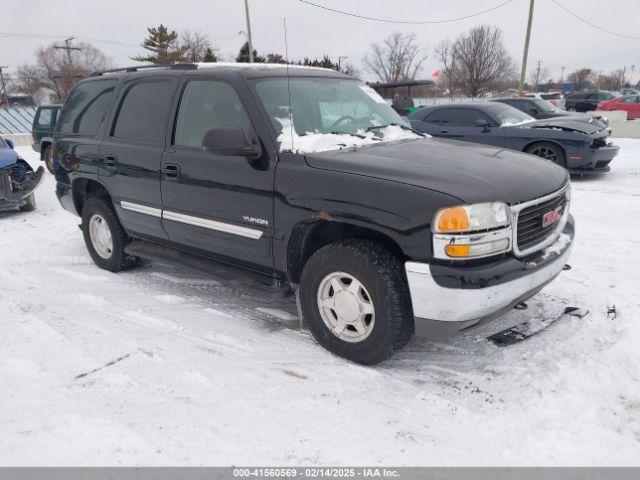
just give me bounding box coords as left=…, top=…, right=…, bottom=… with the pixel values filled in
left=329, top=130, right=377, bottom=140
left=366, top=123, right=425, bottom=137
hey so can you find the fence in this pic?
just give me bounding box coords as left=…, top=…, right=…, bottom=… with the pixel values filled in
left=0, top=107, right=37, bottom=135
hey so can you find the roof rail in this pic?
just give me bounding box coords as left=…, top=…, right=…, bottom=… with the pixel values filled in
left=90, top=63, right=198, bottom=77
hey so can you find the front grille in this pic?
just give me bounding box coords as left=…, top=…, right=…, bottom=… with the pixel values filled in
left=516, top=193, right=567, bottom=252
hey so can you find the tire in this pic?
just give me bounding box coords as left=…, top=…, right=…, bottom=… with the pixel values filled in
left=299, top=240, right=414, bottom=364
left=81, top=196, right=138, bottom=272
left=19, top=194, right=36, bottom=212
left=43, top=146, right=54, bottom=174
left=525, top=141, right=566, bottom=168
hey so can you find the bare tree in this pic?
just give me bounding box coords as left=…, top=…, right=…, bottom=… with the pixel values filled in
left=15, top=42, right=110, bottom=103
left=442, top=25, right=515, bottom=97
left=364, top=32, right=428, bottom=83
left=567, top=68, right=594, bottom=90
left=435, top=39, right=457, bottom=97
left=341, top=62, right=361, bottom=79
left=181, top=30, right=218, bottom=63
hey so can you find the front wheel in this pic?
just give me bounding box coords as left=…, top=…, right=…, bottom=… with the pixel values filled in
left=81, top=196, right=138, bottom=272
left=19, top=194, right=36, bottom=212
left=525, top=141, right=566, bottom=168
left=299, top=240, right=414, bottom=364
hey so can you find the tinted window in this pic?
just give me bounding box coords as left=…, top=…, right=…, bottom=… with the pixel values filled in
left=57, top=80, right=116, bottom=135
left=174, top=80, right=251, bottom=148
left=112, top=80, right=172, bottom=144
left=446, top=109, right=487, bottom=126
left=568, top=93, right=586, bottom=99
left=621, top=96, right=640, bottom=103
left=424, top=109, right=449, bottom=123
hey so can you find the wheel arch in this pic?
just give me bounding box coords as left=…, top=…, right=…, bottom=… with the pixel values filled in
left=71, top=177, right=113, bottom=216
left=39, top=138, right=53, bottom=161
left=286, top=219, right=406, bottom=286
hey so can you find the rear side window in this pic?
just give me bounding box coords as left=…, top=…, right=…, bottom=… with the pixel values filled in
left=446, top=109, right=487, bottom=126
left=57, top=80, right=116, bottom=135
left=112, top=80, right=173, bottom=144
left=173, top=80, right=251, bottom=148
left=35, top=108, right=54, bottom=128
left=424, top=109, right=449, bottom=124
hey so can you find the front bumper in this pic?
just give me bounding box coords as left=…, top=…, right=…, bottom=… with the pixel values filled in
left=406, top=215, right=574, bottom=337
left=0, top=166, right=45, bottom=209
left=568, top=145, right=619, bottom=174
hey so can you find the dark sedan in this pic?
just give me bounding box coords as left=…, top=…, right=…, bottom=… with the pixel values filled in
left=494, top=97, right=609, bottom=129
left=408, top=102, right=619, bottom=174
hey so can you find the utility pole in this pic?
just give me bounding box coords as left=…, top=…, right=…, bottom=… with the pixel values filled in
left=560, top=66, right=566, bottom=83
left=518, top=0, right=535, bottom=96
left=631, top=65, right=636, bottom=87
left=54, top=37, right=81, bottom=64
left=534, top=60, right=542, bottom=90
left=243, top=0, right=254, bottom=63
left=0, top=66, right=9, bottom=107
left=338, top=56, right=348, bottom=71
left=621, top=66, right=626, bottom=89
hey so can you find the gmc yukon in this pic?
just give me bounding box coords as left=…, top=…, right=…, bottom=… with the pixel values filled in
left=53, top=63, right=574, bottom=364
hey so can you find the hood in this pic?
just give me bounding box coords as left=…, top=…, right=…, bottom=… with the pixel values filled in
left=305, top=138, right=569, bottom=205
left=0, top=148, right=19, bottom=169
left=521, top=117, right=603, bottom=134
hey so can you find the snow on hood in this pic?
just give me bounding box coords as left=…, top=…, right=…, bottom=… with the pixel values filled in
left=0, top=147, right=19, bottom=169
left=275, top=118, right=425, bottom=154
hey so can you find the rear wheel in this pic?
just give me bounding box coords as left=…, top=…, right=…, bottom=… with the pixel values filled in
left=299, top=240, right=414, bottom=364
left=81, top=196, right=137, bottom=272
left=43, top=146, right=54, bottom=174
left=525, top=142, right=566, bottom=168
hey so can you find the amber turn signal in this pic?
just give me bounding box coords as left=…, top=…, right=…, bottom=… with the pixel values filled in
left=437, top=207, right=470, bottom=232
left=445, top=244, right=470, bottom=257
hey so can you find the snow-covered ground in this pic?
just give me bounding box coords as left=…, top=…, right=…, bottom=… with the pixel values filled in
left=1, top=142, right=639, bottom=466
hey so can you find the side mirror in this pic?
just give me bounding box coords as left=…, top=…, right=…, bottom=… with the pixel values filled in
left=5, top=138, right=14, bottom=149
left=475, top=118, right=490, bottom=132
left=202, top=126, right=262, bottom=159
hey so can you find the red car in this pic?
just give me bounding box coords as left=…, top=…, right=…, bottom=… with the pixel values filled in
left=597, top=95, right=640, bottom=120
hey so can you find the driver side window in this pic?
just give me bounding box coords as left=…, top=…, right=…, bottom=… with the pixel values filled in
left=174, top=80, right=252, bottom=148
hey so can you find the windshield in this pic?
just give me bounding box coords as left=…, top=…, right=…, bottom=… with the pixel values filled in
left=489, top=104, right=535, bottom=126
left=532, top=99, right=556, bottom=112
left=252, top=77, right=417, bottom=152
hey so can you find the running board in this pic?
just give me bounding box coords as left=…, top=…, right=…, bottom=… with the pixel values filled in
left=125, top=240, right=292, bottom=299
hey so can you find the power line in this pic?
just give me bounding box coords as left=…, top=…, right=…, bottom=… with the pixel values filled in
left=550, top=0, right=640, bottom=40
left=295, top=0, right=516, bottom=24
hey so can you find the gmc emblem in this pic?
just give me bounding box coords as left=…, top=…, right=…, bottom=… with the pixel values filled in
left=542, top=207, right=562, bottom=228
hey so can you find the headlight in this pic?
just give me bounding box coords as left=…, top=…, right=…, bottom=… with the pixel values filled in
left=433, top=202, right=510, bottom=233
left=432, top=202, right=512, bottom=260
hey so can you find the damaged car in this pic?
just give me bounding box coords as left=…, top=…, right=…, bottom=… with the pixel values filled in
left=408, top=102, right=619, bottom=174
left=0, top=134, right=44, bottom=212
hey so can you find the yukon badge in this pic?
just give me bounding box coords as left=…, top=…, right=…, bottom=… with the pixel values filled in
left=243, top=216, right=269, bottom=226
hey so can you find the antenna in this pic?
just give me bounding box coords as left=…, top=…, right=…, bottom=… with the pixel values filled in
left=284, top=18, right=294, bottom=152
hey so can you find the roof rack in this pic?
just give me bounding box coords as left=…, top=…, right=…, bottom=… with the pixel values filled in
left=90, top=63, right=198, bottom=77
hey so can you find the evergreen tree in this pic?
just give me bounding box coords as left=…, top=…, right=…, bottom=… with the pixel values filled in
left=202, top=48, right=218, bottom=63
left=236, top=42, right=264, bottom=63
left=133, top=25, right=188, bottom=64
left=265, top=53, right=287, bottom=64
left=302, top=55, right=340, bottom=71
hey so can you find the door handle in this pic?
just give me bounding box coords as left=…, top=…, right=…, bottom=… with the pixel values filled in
left=161, top=163, right=181, bottom=179
left=102, top=154, right=117, bottom=168
left=440, top=129, right=449, bottom=134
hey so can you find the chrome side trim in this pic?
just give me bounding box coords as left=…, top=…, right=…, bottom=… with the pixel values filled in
left=510, top=184, right=571, bottom=258
left=120, top=200, right=162, bottom=218
left=163, top=210, right=263, bottom=240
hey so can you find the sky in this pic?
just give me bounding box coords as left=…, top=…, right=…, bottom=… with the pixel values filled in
left=1, top=0, right=639, bottom=84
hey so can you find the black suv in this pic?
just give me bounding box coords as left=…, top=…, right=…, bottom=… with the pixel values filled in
left=565, top=91, right=617, bottom=112
left=53, top=64, right=575, bottom=364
